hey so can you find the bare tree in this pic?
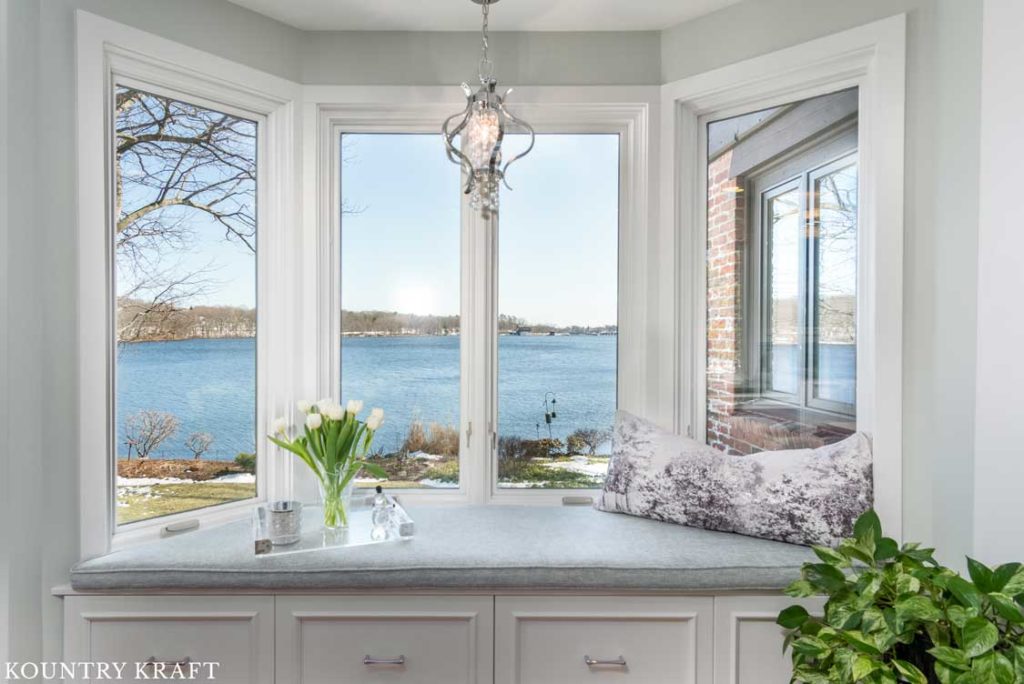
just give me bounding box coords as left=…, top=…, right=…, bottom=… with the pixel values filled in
left=185, top=432, right=214, bottom=461
left=567, top=428, right=612, bottom=456
left=115, top=87, right=256, bottom=343
left=124, top=410, right=180, bottom=460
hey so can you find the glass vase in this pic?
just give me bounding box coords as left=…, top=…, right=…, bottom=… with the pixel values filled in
left=317, top=471, right=354, bottom=530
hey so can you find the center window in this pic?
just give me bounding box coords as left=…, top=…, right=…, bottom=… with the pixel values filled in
left=338, top=131, right=620, bottom=493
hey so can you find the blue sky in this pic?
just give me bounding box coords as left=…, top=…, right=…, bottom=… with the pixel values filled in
left=341, top=133, right=620, bottom=327
left=118, top=131, right=620, bottom=327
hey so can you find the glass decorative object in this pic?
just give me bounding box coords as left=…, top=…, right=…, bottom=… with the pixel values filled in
left=265, top=500, right=302, bottom=545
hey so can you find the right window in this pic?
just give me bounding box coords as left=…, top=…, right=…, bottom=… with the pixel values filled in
left=706, top=88, right=858, bottom=453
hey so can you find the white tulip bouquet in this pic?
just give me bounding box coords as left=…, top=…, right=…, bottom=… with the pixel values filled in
left=269, top=399, right=387, bottom=529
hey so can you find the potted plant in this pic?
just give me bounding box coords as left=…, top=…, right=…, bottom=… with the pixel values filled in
left=778, top=510, right=1024, bottom=683
left=268, top=399, right=388, bottom=529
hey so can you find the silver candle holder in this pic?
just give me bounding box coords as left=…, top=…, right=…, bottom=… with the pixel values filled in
left=266, top=500, right=302, bottom=545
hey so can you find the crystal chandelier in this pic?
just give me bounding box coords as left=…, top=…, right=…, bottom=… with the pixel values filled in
left=442, top=0, right=535, bottom=219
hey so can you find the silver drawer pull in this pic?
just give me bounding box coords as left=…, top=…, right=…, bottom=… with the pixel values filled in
left=584, top=655, right=627, bottom=667
left=363, top=655, right=406, bottom=666
left=142, top=656, right=192, bottom=671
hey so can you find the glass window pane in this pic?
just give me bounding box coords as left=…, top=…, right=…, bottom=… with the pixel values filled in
left=497, top=134, right=619, bottom=489
left=812, top=161, right=857, bottom=405
left=705, top=87, right=858, bottom=454
left=766, top=188, right=801, bottom=396
left=340, top=134, right=461, bottom=489
left=114, top=86, right=258, bottom=524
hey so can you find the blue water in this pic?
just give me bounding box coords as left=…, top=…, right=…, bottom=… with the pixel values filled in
left=770, top=344, right=856, bottom=404
left=117, top=335, right=618, bottom=460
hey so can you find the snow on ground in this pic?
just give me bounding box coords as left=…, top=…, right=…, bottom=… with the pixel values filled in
left=117, top=472, right=255, bottom=487
left=542, top=456, right=609, bottom=477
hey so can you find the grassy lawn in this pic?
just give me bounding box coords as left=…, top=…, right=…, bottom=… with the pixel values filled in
left=117, top=482, right=256, bottom=524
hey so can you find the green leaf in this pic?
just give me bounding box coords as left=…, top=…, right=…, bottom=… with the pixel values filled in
left=875, top=537, right=899, bottom=561
left=791, top=635, right=830, bottom=658
left=805, top=563, right=848, bottom=593
left=947, top=576, right=983, bottom=611
left=357, top=460, right=389, bottom=480
left=854, top=510, right=883, bottom=545
left=894, top=595, right=944, bottom=623
left=785, top=579, right=818, bottom=598
left=960, top=617, right=998, bottom=658
left=1010, top=645, right=1024, bottom=681
left=946, top=605, right=974, bottom=629
left=966, top=558, right=995, bottom=593
left=837, top=630, right=882, bottom=656
left=894, top=573, right=921, bottom=596
left=971, top=652, right=1015, bottom=684
left=987, top=592, right=1024, bottom=623
left=990, top=562, right=1021, bottom=593
left=892, top=659, right=928, bottom=684
left=1002, top=567, right=1024, bottom=597
left=852, top=655, right=879, bottom=680
left=838, top=539, right=876, bottom=566
left=778, top=604, right=811, bottom=629
left=813, top=545, right=849, bottom=566
left=928, top=646, right=970, bottom=672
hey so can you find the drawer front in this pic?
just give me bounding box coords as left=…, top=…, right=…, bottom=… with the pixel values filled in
left=63, top=596, right=273, bottom=684
left=495, top=596, right=713, bottom=684
left=277, top=595, right=494, bottom=684
left=713, top=596, right=825, bottom=684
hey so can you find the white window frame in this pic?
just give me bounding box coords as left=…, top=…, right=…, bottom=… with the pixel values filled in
left=76, top=12, right=301, bottom=556
left=304, top=86, right=655, bottom=506
left=660, top=15, right=906, bottom=538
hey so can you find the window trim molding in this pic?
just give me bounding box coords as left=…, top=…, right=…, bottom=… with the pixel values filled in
left=660, top=15, right=906, bottom=538
left=76, top=11, right=301, bottom=556
left=305, top=86, right=655, bottom=506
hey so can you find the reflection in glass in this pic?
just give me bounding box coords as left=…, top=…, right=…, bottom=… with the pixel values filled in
left=812, top=162, right=858, bottom=405
left=766, top=188, right=801, bottom=396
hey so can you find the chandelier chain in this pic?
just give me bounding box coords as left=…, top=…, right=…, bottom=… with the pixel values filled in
left=478, top=1, right=493, bottom=83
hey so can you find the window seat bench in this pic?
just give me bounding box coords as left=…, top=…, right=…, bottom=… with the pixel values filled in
left=63, top=506, right=823, bottom=683
left=69, top=504, right=814, bottom=592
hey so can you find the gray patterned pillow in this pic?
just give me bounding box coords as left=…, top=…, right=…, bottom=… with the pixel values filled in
left=596, top=410, right=873, bottom=547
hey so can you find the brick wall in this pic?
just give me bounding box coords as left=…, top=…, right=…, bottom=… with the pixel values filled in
left=705, top=151, right=747, bottom=454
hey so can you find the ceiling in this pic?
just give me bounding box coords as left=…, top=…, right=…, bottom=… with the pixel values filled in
left=224, top=0, right=741, bottom=32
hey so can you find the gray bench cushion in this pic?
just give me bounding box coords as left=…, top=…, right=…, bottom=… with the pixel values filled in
left=71, top=505, right=815, bottom=592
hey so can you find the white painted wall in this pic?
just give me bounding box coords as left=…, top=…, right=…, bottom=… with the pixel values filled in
left=973, top=0, right=1024, bottom=565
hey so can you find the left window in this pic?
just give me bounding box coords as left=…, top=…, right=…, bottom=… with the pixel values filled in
left=114, top=85, right=258, bottom=525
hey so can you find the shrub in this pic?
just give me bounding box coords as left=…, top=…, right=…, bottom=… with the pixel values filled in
left=567, top=428, right=612, bottom=455
left=499, top=436, right=528, bottom=461
left=423, top=459, right=459, bottom=484
left=497, top=458, right=597, bottom=488
left=234, top=452, right=256, bottom=473
left=522, top=438, right=565, bottom=459
left=779, top=509, right=1024, bottom=683
left=401, top=420, right=459, bottom=457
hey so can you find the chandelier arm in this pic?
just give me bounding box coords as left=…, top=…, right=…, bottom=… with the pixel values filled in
left=497, top=104, right=535, bottom=190
left=442, top=105, right=477, bottom=192
left=487, top=118, right=506, bottom=174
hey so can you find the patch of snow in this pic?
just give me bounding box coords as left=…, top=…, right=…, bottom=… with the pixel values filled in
left=212, top=473, right=255, bottom=484
left=409, top=451, right=445, bottom=461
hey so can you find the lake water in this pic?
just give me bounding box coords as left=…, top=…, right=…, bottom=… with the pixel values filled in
left=116, top=335, right=618, bottom=460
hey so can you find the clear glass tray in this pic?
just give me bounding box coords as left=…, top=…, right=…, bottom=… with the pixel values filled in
left=252, top=492, right=415, bottom=557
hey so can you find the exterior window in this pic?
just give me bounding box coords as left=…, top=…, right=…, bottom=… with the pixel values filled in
left=114, top=86, right=258, bottom=524
left=706, top=88, right=857, bottom=454
left=496, top=134, right=619, bottom=489
left=340, top=133, right=462, bottom=489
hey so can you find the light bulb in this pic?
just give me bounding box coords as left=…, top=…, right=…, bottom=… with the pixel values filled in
left=464, top=106, right=501, bottom=171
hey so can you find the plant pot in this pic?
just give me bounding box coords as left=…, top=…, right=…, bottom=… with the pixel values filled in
left=317, top=473, right=354, bottom=530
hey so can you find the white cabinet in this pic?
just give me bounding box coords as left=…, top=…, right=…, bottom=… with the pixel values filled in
left=63, top=595, right=274, bottom=684
left=276, top=595, right=493, bottom=684
left=63, top=592, right=811, bottom=683
left=712, top=595, right=824, bottom=684
left=495, top=596, right=714, bottom=684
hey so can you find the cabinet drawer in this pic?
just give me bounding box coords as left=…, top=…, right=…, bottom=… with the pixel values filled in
left=495, top=596, right=713, bottom=684
left=713, top=596, right=825, bottom=684
left=276, top=595, right=493, bottom=684
left=63, top=595, right=273, bottom=684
